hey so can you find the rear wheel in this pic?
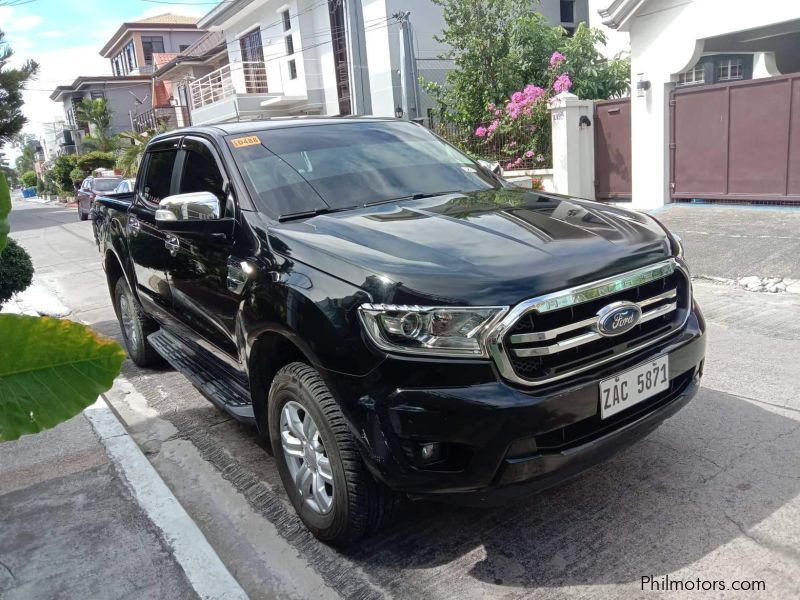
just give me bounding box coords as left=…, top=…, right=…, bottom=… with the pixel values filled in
left=268, top=362, right=399, bottom=546
left=114, top=277, right=161, bottom=367
left=78, top=203, right=88, bottom=221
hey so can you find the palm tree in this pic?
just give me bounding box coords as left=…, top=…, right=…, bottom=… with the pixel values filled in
left=116, top=125, right=167, bottom=176
left=75, top=98, right=117, bottom=152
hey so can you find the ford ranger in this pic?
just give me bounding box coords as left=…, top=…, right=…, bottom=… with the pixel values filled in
left=93, top=118, right=706, bottom=545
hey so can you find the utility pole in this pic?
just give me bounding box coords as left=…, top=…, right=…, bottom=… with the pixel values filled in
left=395, top=11, right=421, bottom=121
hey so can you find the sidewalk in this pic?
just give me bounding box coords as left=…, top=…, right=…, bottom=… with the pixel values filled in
left=0, top=411, right=199, bottom=599
left=0, top=237, right=246, bottom=599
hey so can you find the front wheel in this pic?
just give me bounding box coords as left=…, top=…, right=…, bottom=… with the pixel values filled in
left=268, top=362, right=398, bottom=546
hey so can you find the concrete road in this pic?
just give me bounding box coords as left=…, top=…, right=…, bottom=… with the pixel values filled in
left=6, top=199, right=800, bottom=599
left=657, top=204, right=800, bottom=281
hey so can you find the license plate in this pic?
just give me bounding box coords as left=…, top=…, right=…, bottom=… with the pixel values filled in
left=599, top=355, right=669, bottom=419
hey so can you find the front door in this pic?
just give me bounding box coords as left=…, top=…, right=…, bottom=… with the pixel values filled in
left=166, top=137, right=245, bottom=366
left=128, top=140, right=181, bottom=323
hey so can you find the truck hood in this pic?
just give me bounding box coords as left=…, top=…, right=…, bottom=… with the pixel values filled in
left=266, top=188, right=672, bottom=306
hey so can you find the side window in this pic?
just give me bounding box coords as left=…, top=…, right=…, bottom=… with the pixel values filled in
left=178, top=139, right=226, bottom=202
left=141, top=149, right=178, bottom=205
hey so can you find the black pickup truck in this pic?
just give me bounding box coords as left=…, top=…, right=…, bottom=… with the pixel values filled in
left=94, top=118, right=705, bottom=545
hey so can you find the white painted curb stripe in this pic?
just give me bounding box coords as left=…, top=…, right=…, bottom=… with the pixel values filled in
left=84, top=396, right=248, bottom=600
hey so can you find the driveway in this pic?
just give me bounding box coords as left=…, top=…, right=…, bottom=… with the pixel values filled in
left=6, top=199, right=800, bottom=599
left=655, top=204, right=800, bottom=280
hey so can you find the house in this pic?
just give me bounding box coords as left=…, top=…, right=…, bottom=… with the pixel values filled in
left=98, top=13, right=209, bottom=132
left=151, top=31, right=229, bottom=130
left=597, top=0, right=800, bottom=207
left=184, top=0, right=594, bottom=126
left=99, top=13, right=206, bottom=76
left=49, top=76, right=153, bottom=153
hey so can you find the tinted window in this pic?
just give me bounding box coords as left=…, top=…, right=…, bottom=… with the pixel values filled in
left=178, top=140, right=225, bottom=201
left=142, top=150, right=178, bottom=205
left=232, top=121, right=497, bottom=218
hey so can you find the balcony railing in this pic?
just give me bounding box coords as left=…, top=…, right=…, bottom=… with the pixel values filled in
left=133, top=106, right=191, bottom=133
left=189, top=61, right=269, bottom=110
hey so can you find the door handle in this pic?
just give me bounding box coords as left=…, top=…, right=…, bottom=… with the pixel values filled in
left=128, top=215, right=141, bottom=235
left=165, top=234, right=180, bottom=255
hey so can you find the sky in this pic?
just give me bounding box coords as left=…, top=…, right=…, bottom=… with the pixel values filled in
left=1, top=0, right=210, bottom=157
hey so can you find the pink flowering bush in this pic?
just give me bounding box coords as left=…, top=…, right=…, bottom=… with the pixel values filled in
left=469, top=54, right=576, bottom=170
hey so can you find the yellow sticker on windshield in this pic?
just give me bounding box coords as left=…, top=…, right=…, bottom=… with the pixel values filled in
left=230, top=136, right=261, bottom=148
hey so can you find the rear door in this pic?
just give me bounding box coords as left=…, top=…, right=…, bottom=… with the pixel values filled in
left=166, top=136, right=244, bottom=364
left=128, top=138, right=181, bottom=322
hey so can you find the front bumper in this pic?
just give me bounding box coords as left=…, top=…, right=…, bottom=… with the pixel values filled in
left=327, top=304, right=706, bottom=504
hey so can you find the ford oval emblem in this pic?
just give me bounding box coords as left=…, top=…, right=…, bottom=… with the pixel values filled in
left=596, top=301, right=642, bottom=337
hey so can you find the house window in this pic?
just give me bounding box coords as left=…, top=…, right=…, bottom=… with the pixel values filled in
left=563, top=26, right=575, bottom=36
left=285, top=34, right=294, bottom=55
left=141, top=36, right=165, bottom=65
left=179, top=44, right=190, bottom=52
left=124, top=40, right=137, bottom=72
left=717, top=58, right=743, bottom=81
left=560, top=0, right=575, bottom=24
left=678, top=64, right=705, bottom=86
left=282, top=9, right=291, bottom=31
left=90, top=90, right=105, bottom=99
left=288, top=59, right=297, bottom=80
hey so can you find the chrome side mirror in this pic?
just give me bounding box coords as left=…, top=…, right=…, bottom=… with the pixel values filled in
left=477, top=159, right=503, bottom=176
left=156, top=191, right=220, bottom=223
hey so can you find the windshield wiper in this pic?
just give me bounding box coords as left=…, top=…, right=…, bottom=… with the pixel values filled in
left=363, top=190, right=462, bottom=207
left=278, top=206, right=356, bottom=222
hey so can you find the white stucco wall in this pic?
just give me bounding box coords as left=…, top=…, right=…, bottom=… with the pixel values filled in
left=618, top=0, right=800, bottom=208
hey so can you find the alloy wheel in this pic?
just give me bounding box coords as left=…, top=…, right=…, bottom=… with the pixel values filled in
left=118, top=293, right=138, bottom=348
left=279, top=400, right=334, bottom=514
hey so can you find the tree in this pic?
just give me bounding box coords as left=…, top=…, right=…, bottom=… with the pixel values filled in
left=21, top=170, right=36, bottom=188
left=0, top=29, right=39, bottom=145
left=51, top=154, right=79, bottom=194
left=116, top=128, right=165, bottom=176
left=75, top=98, right=117, bottom=152
left=14, top=136, right=36, bottom=177
left=424, top=0, right=630, bottom=125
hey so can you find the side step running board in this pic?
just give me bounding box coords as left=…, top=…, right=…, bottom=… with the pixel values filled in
left=148, top=330, right=255, bottom=423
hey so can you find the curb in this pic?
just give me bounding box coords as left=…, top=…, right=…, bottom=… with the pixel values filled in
left=84, top=396, right=248, bottom=600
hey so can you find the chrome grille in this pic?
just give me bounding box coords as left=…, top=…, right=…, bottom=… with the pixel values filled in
left=486, top=260, right=691, bottom=386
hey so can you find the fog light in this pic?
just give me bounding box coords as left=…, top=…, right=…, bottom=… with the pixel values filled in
left=419, top=442, right=439, bottom=463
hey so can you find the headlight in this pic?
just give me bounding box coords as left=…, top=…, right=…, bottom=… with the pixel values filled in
left=358, top=304, right=508, bottom=357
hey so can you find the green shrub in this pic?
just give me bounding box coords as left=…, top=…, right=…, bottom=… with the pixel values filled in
left=51, top=154, right=79, bottom=194
left=21, top=170, right=37, bottom=188
left=36, top=178, right=45, bottom=195
left=77, top=151, right=115, bottom=173
left=69, top=166, right=86, bottom=187
left=0, top=238, right=34, bottom=304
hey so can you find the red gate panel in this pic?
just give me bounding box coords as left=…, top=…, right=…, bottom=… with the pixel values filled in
left=671, top=74, right=800, bottom=202
left=594, top=98, right=631, bottom=201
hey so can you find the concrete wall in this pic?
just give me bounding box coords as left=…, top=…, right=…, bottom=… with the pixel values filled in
left=619, top=0, right=800, bottom=208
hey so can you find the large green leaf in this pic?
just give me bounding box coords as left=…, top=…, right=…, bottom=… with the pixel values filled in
left=0, top=314, right=125, bottom=442
left=0, top=173, right=10, bottom=252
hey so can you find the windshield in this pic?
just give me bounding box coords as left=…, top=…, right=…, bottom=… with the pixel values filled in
left=230, top=121, right=498, bottom=218
left=93, top=178, right=121, bottom=192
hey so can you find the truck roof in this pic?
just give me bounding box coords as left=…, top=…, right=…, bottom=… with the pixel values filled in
left=150, top=116, right=399, bottom=144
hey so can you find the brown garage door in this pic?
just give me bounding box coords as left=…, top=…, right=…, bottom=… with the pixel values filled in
left=594, top=98, right=632, bottom=201
left=671, top=73, right=800, bottom=203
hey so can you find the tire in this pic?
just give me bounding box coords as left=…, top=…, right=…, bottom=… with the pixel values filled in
left=268, top=362, right=399, bottom=546
left=78, top=204, right=88, bottom=221
left=113, top=276, right=162, bottom=367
